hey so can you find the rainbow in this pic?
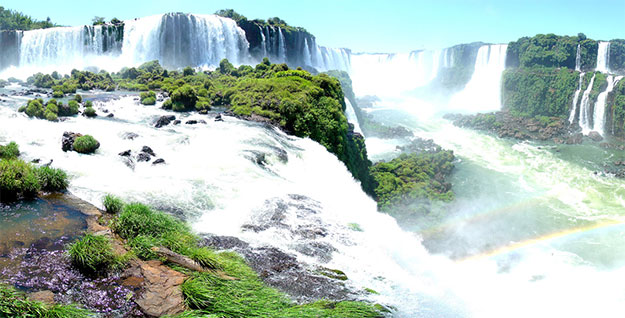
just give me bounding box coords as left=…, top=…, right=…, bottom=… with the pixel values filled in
left=458, top=219, right=625, bottom=262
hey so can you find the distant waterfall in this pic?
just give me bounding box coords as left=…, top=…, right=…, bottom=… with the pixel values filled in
left=579, top=73, right=596, bottom=133
left=596, top=42, right=610, bottom=73
left=448, top=44, right=508, bottom=112
left=344, top=98, right=362, bottom=134
left=575, top=44, right=581, bottom=72
left=277, top=28, right=287, bottom=62
left=592, top=75, right=623, bottom=135
left=568, top=72, right=585, bottom=124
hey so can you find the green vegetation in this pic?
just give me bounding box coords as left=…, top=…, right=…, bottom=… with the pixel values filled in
left=502, top=67, right=579, bottom=117
left=0, top=141, right=19, bottom=159
left=434, top=42, right=484, bottom=91
left=0, top=142, right=69, bottom=201
left=102, top=194, right=124, bottom=213
left=108, top=200, right=381, bottom=317
left=68, top=234, right=120, bottom=274
left=0, top=284, right=90, bottom=318
left=610, top=40, right=625, bottom=73
left=72, top=135, right=99, bottom=154
left=506, top=34, right=582, bottom=69
left=370, top=151, right=455, bottom=213
left=83, top=106, right=97, bottom=117
left=215, top=9, right=307, bottom=34
left=140, top=90, right=157, bottom=105
left=0, top=6, right=55, bottom=30
left=611, top=80, right=625, bottom=135
left=19, top=98, right=79, bottom=121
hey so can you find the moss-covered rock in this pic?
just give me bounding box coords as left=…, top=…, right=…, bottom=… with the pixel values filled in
left=72, top=135, right=100, bottom=154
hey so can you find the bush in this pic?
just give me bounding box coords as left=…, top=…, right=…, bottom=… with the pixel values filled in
left=0, top=141, right=19, bottom=159
left=44, top=109, right=58, bottom=121
left=84, top=107, right=97, bottom=117
left=171, top=84, right=198, bottom=111
left=84, top=100, right=93, bottom=108
left=25, top=99, right=44, bottom=118
left=74, top=94, right=82, bottom=103
left=72, top=135, right=100, bottom=154
left=0, top=159, right=40, bottom=200
left=102, top=194, right=124, bottom=213
left=68, top=234, right=116, bottom=273
left=36, top=166, right=68, bottom=192
left=140, top=90, right=157, bottom=105
left=53, top=90, right=64, bottom=98
left=67, top=100, right=80, bottom=115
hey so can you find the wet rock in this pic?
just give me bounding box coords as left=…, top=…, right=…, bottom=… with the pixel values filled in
left=123, top=259, right=186, bottom=317
left=137, top=153, right=151, bottom=162
left=565, top=133, right=583, bottom=144
left=185, top=120, right=198, bottom=125
left=198, top=120, right=207, bottom=124
left=173, top=120, right=181, bottom=125
left=588, top=131, right=603, bottom=142
left=155, top=115, right=175, bottom=128
left=121, top=132, right=139, bottom=140
left=106, top=113, right=114, bottom=118
left=201, top=235, right=250, bottom=250
left=121, top=157, right=135, bottom=170
left=141, top=146, right=156, bottom=157
left=119, top=150, right=132, bottom=157
left=61, top=132, right=82, bottom=152
left=31, top=158, right=41, bottom=163
left=215, top=114, right=224, bottom=122
left=152, top=158, right=165, bottom=165
left=28, top=290, right=56, bottom=306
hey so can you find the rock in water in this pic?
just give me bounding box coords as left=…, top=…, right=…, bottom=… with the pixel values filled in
left=588, top=131, right=603, bottom=142
left=61, top=132, right=82, bottom=152
left=154, top=115, right=176, bottom=128
left=152, top=158, right=165, bottom=165
left=141, top=146, right=156, bottom=157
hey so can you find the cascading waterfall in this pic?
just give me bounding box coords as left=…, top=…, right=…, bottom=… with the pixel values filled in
left=575, top=43, right=581, bottom=72
left=596, top=41, right=611, bottom=73
left=592, top=75, right=623, bottom=135
left=568, top=72, right=585, bottom=124
left=277, top=28, right=287, bottom=62
left=447, top=44, right=508, bottom=112
left=258, top=25, right=268, bottom=58
left=344, top=98, right=362, bottom=134
left=302, top=38, right=312, bottom=66
left=578, top=73, right=596, bottom=134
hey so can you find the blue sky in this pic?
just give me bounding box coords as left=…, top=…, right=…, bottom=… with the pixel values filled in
left=2, top=0, right=624, bottom=53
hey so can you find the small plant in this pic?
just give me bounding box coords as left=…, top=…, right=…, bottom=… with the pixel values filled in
left=0, top=159, right=40, bottom=200
left=0, top=141, right=19, bottom=159
left=0, top=284, right=91, bottom=318
left=84, top=107, right=97, bottom=117
left=140, top=90, right=156, bottom=105
left=68, top=234, right=116, bottom=273
left=53, top=90, right=64, bottom=98
left=102, top=194, right=124, bottom=213
left=36, top=166, right=68, bottom=192
left=72, top=135, right=100, bottom=154
left=74, top=94, right=82, bottom=103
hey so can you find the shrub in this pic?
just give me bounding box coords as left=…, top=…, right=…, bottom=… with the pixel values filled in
left=44, top=109, right=58, bottom=121
left=68, top=234, right=116, bottom=273
left=113, top=203, right=187, bottom=239
left=141, top=97, right=156, bottom=105
left=72, top=135, right=100, bottom=154
left=0, top=159, right=40, bottom=200
left=36, top=166, right=68, bottom=192
left=102, top=194, right=124, bottom=213
left=67, top=100, right=80, bottom=115
left=53, top=90, right=64, bottom=98
left=140, top=90, right=157, bottom=105
left=25, top=99, right=44, bottom=118
left=84, top=107, right=97, bottom=117
left=0, top=141, right=19, bottom=159
left=171, top=84, right=198, bottom=111
left=74, top=94, right=82, bottom=103
left=84, top=100, right=93, bottom=108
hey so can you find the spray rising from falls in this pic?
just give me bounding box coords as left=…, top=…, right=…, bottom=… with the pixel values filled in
left=448, top=44, right=508, bottom=112
left=596, top=41, right=611, bottom=74
left=592, top=75, right=624, bottom=135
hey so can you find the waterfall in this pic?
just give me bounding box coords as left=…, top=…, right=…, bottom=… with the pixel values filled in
left=440, top=47, right=454, bottom=68
left=447, top=44, right=508, bottom=112
left=302, top=38, right=312, bottom=66
left=596, top=41, right=611, bottom=73
left=344, top=98, right=362, bottom=134
left=592, top=75, right=623, bottom=135
left=277, top=28, right=287, bottom=62
left=575, top=44, right=581, bottom=72
left=579, top=73, right=596, bottom=133
left=568, top=72, right=585, bottom=124
left=258, top=26, right=267, bottom=58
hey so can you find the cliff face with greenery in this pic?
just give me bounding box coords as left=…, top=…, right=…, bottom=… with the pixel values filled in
left=432, top=42, right=484, bottom=92
left=0, top=6, right=56, bottom=30
left=502, top=33, right=625, bottom=136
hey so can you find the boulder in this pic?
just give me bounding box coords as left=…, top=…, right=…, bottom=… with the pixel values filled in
left=588, top=131, right=603, bottom=142
left=185, top=120, right=198, bottom=125
left=137, top=153, right=151, bottom=162
left=61, top=132, right=82, bottom=152
left=141, top=146, right=156, bottom=157
left=121, top=132, right=139, bottom=140
left=28, top=290, right=56, bottom=306
left=215, top=114, right=224, bottom=122
left=155, top=115, right=176, bottom=128
left=565, top=133, right=583, bottom=144
left=152, top=158, right=165, bottom=165
left=119, top=150, right=132, bottom=157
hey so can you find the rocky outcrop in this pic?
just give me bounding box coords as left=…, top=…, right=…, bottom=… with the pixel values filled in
left=61, top=132, right=81, bottom=152
left=155, top=115, right=175, bottom=128
left=122, top=259, right=187, bottom=317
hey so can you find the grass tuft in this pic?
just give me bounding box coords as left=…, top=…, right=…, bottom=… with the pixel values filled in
left=0, top=284, right=91, bottom=318
left=102, top=194, right=124, bottom=213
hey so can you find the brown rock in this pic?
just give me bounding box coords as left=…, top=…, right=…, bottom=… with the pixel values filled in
left=588, top=131, right=603, bottom=142
left=124, top=259, right=187, bottom=317
left=28, top=290, right=55, bottom=306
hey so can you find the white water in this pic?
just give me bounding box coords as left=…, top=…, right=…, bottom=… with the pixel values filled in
left=575, top=44, right=582, bottom=72
left=596, top=41, right=610, bottom=74
left=448, top=44, right=508, bottom=112
left=344, top=98, right=363, bottom=134
left=579, top=73, right=596, bottom=134
left=592, top=75, right=624, bottom=135
left=568, top=72, right=585, bottom=124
